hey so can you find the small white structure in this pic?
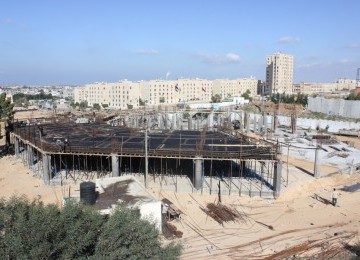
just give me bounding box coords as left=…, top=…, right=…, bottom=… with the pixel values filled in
left=96, top=176, right=162, bottom=232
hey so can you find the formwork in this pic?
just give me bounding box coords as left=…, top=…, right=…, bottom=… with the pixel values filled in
left=12, top=120, right=280, bottom=197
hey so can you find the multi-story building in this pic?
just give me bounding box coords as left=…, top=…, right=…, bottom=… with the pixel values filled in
left=293, top=79, right=358, bottom=95
left=74, top=81, right=141, bottom=109
left=266, top=53, right=294, bottom=94
left=292, top=82, right=337, bottom=95
left=212, top=78, right=258, bottom=99
left=140, top=79, right=212, bottom=105
left=74, top=87, right=88, bottom=103
left=336, top=78, right=358, bottom=90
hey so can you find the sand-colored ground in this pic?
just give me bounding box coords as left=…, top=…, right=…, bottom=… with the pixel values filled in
left=1, top=109, right=360, bottom=258
left=1, top=152, right=360, bottom=259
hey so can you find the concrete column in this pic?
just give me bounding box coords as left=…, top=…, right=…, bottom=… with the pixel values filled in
left=42, top=154, right=51, bottom=185
left=258, top=115, right=263, bottom=133
left=239, top=113, right=243, bottom=132
left=172, top=113, right=177, bottom=130
left=253, top=117, right=257, bottom=133
left=111, top=155, right=120, bottom=177
left=194, top=156, right=204, bottom=189
left=314, top=145, right=321, bottom=178
left=14, top=137, right=19, bottom=157
left=273, top=161, right=282, bottom=198
left=188, top=117, right=192, bottom=130
left=27, top=144, right=34, bottom=167
left=208, top=112, right=214, bottom=130
left=197, top=119, right=200, bottom=130
left=164, top=114, right=169, bottom=130
left=246, top=114, right=250, bottom=133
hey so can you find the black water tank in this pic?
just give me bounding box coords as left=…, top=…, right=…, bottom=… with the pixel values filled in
left=80, top=182, right=96, bottom=205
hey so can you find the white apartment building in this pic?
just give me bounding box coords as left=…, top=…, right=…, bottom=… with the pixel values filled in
left=140, top=79, right=212, bottom=105
left=266, top=53, right=294, bottom=94
left=336, top=78, right=358, bottom=90
left=212, top=78, right=258, bottom=99
left=74, top=81, right=141, bottom=109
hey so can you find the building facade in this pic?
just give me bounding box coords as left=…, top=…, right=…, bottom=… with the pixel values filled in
left=140, top=79, right=212, bottom=105
left=212, top=78, right=258, bottom=99
left=266, top=53, right=294, bottom=94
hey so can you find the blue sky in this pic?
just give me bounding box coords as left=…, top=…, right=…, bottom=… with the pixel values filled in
left=1, top=0, right=359, bottom=85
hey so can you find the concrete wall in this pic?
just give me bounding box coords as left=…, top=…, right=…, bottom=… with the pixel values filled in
left=308, top=97, right=360, bottom=119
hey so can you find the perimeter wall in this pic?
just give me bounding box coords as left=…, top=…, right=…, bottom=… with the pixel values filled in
left=307, top=97, right=360, bottom=119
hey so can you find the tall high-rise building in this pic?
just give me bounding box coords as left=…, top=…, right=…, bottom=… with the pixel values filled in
left=266, top=53, right=294, bottom=94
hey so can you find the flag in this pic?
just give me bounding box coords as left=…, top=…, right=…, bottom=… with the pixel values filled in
left=202, top=87, right=206, bottom=92
left=175, top=84, right=179, bottom=92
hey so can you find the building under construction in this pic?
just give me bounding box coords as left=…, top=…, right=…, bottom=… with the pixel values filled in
left=11, top=109, right=282, bottom=197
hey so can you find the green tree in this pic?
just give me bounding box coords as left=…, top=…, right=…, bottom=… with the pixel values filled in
left=93, top=103, right=101, bottom=111
left=79, top=101, right=88, bottom=110
left=211, top=94, right=221, bottom=103
left=0, top=93, right=14, bottom=120
left=94, top=205, right=182, bottom=259
left=0, top=196, right=181, bottom=259
left=241, top=89, right=252, bottom=101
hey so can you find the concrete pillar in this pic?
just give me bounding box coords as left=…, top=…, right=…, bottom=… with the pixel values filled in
left=314, top=145, right=321, bottom=178
left=111, top=155, right=120, bottom=177
left=258, top=115, right=263, bottom=133
left=194, top=156, right=204, bottom=189
left=246, top=114, right=250, bottom=133
left=273, top=113, right=278, bottom=132
left=239, top=113, right=243, bottom=132
left=197, top=119, right=200, bottom=130
left=27, top=144, right=34, bottom=167
left=253, top=117, right=257, bottom=133
left=42, top=154, right=51, bottom=185
left=172, top=113, right=177, bottom=130
left=14, top=137, right=19, bottom=157
left=164, top=114, right=169, bottom=130
left=188, top=117, right=192, bottom=130
left=208, top=112, right=214, bottom=130
left=273, top=161, right=282, bottom=198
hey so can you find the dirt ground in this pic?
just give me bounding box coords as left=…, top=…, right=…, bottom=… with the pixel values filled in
left=1, top=109, right=360, bottom=258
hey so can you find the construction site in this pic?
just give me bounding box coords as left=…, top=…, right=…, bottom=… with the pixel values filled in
left=11, top=107, right=281, bottom=198
left=3, top=103, right=360, bottom=259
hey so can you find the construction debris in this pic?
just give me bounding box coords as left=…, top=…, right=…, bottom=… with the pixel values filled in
left=200, top=203, right=246, bottom=225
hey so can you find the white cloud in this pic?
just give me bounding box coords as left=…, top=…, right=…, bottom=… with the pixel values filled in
left=277, top=36, right=300, bottom=44
left=134, top=49, right=159, bottom=55
left=196, top=52, right=240, bottom=64
left=226, top=53, right=240, bottom=62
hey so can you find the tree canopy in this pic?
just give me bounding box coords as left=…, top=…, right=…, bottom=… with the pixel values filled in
left=0, top=196, right=182, bottom=259
left=269, top=92, right=308, bottom=106
left=0, top=93, right=14, bottom=120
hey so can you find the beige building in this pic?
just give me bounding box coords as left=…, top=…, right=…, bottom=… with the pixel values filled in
left=74, top=81, right=141, bottom=109
left=266, top=53, right=294, bottom=94
left=140, top=79, right=212, bottom=105
left=292, top=82, right=337, bottom=95
left=74, top=79, right=212, bottom=109
left=212, top=78, right=258, bottom=99
left=74, top=87, right=88, bottom=103
left=293, top=79, right=357, bottom=95
left=336, top=78, right=358, bottom=90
